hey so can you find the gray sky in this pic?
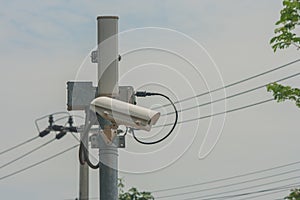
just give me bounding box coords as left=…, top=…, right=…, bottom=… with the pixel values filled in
left=0, top=0, right=300, bottom=199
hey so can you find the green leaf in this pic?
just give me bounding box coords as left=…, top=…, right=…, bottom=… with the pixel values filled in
left=266, top=83, right=300, bottom=109
left=271, top=0, right=300, bottom=51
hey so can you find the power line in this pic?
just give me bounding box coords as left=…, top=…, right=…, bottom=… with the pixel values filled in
left=63, top=168, right=300, bottom=200
left=201, top=187, right=290, bottom=200
left=176, top=176, right=300, bottom=200
left=189, top=183, right=300, bottom=200
left=235, top=189, right=288, bottom=200
left=162, top=71, right=300, bottom=116
left=64, top=186, right=290, bottom=200
left=204, top=185, right=294, bottom=200
left=155, top=167, right=300, bottom=199
left=0, top=144, right=79, bottom=181
left=0, top=136, right=39, bottom=156
left=152, top=160, right=300, bottom=193
left=155, top=98, right=274, bottom=128
left=0, top=138, right=56, bottom=169
left=154, top=59, right=300, bottom=109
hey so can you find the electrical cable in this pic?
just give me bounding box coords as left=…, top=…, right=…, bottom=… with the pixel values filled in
left=0, top=138, right=56, bottom=169
left=122, top=127, right=129, bottom=137
left=71, top=182, right=298, bottom=200
left=66, top=189, right=288, bottom=200
left=152, top=159, right=300, bottom=193
left=153, top=59, right=300, bottom=110
left=79, top=141, right=86, bottom=165
left=0, top=144, right=79, bottom=181
left=79, top=141, right=99, bottom=169
left=73, top=135, right=97, bottom=164
left=35, top=112, right=99, bottom=169
left=155, top=167, right=300, bottom=199
left=78, top=115, right=89, bottom=166
left=64, top=61, right=299, bottom=198
left=78, top=113, right=100, bottom=169
left=168, top=175, right=300, bottom=200
left=162, top=71, right=300, bottom=116
left=53, top=112, right=100, bottom=168
left=197, top=186, right=297, bottom=200
left=235, top=189, right=288, bottom=200
left=0, top=136, right=39, bottom=156
left=183, top=183, right=300, bottom=200
left=133, top=92, right=178, bottom=145
left=84, top=147, right=99, bottom=169
left=201, top=189, right=288, bottom=200
left=155, top=98, right=274, bottom=128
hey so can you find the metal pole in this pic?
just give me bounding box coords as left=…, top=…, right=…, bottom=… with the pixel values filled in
left=97, top=16, right=119, bottom=200
left=97, top=16, right=119, bottom=97
left=79, top=110, right=90, bottom=200
left=79, top=131, right=89, bottom=200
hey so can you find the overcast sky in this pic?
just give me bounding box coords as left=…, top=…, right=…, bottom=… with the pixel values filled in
left=0, top=0, right=300, bottom=200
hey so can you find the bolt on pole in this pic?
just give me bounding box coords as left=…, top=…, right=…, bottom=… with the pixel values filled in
left=97, top=16, right=119, bottom=200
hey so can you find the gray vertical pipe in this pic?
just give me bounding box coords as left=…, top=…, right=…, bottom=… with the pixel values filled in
left=97, top=16, right=119, bottom=200
left=79, top=133, right=89, bottom=200
left=97, top=16, right=119, bottom=97
left=79, top=110, right=90, bottom=200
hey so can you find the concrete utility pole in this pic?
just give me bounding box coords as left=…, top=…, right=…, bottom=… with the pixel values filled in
left=79, top=110, right=89, bottom=200
left=97, top=16, right=119, bottom=200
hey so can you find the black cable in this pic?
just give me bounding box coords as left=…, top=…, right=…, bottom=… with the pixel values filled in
left=190, top=185, right=297, bottom=200
left=78, top=115, right=99, bottom=169
left=133, top=92, right=178, bottom=145
left=123, top=127, right=129, bottom=136
left=0, top=136, right=39, bottom=156
left=168, top=175, right=300, bottom=200
left=155, top=167, right=300, bottom=199
left=0, top=138, right=56, bottom=169
left=186, top=183, right=300, bottom=200
left=36, top=112, right=96, bottom=168
left=153, top=58, right=300, bottom=110
left=79, top=141, right=86, bottom=165
left=235, top=189, right=288, bottom=200
left=0, top=144, right=78, bottom=181
left=76, top=135, right=98, bottom=167
left=81, top=141, right=99, bottom=169
left=65, top=188, right=289, bottom=200
left=152, top=160, right=300, bottom=193
left=162, top=71, right=300, bottom=116
left=155, top=98, right=274, bottom=128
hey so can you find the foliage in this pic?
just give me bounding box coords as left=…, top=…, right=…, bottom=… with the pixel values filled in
left=269, top=2, right=300, bottom=199
left=285, top=188, right=300, bottom=199
left=270, top=0, right=300, bottom=52
left=118, top=179, right=154, bottom=200
left=267, top=83, right=300, bottom=108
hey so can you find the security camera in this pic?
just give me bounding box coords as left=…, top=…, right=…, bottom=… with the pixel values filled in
left=90, top=96, right=160, bottom=131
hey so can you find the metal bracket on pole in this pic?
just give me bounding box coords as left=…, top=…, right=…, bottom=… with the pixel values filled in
left=90, top=132, right=125, bottom=149
left=91, top=50, right=98, bottom=63
left=91, top=50, right=122, bottom=64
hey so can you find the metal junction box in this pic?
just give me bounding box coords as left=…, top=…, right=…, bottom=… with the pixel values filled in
left=67, top=81, right=97, bottom=111
left=67, top=81, right=135, bottom=111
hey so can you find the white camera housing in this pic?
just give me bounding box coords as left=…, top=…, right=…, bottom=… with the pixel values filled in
left=90, top=96, right=160, bottom=131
